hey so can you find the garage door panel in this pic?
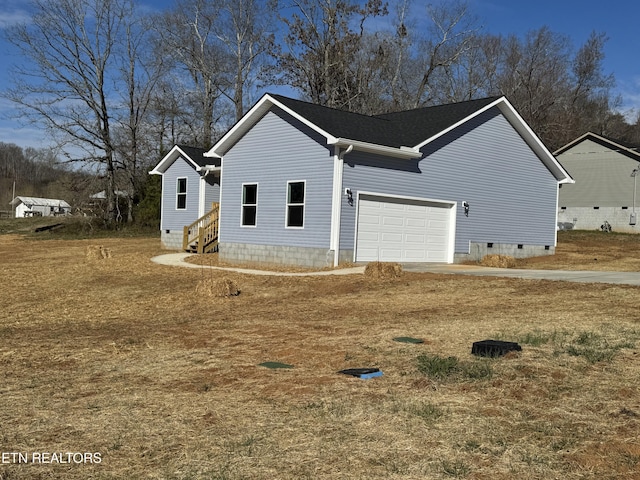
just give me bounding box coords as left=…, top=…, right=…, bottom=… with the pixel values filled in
left=382, top=216, right=404, bottom=227
left=383, top=202, right=406, bottom=212
left=359, top=214, right=381, bottom=225
left=406, top=217, right=427, bottom=228
left=358, top=231, right=380, bottom=242
left=379, top=248, right=402, bottom=261
left=357, top=248, right=380, bottom=260
left=405, top=234, right=426, bottom=244
left=404, top=250, right=428, bottom=261
left=356, top=196, right=452, bottom=263
left=381, top=232, right=403, bottom=243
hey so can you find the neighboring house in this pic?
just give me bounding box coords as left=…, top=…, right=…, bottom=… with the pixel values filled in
left=151, top=94, right=572, bottom=267
left=555, top=132, right=640, bottom=233
left=10, top=196, right=71, bottom=217
left=89, top=190, right=129, bottom=200
left=150, top=145, right=221, bottom=250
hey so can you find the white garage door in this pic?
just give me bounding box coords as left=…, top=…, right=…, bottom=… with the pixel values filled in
left=356, top=195, right=453, bottom=263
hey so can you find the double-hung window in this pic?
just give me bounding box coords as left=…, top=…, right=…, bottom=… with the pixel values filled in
left=242, top=184, right=258, bottom=226
left=286, top=181, right=305, bottom=228
left=176, top=178, right=187, bottom=210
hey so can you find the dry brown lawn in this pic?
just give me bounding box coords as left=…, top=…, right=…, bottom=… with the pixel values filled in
left=0, top=230, right=639, bottom=479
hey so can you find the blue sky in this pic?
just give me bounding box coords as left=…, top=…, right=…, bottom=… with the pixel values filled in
left=0, top=0, right=639, bottom=151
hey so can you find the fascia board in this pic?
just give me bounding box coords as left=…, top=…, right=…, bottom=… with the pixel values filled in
left=329, top=138, right=421, bottom=159
left=205, top=94, right=336, bottom=158
left=149, top=145, right=201, bottom=174
left=413, top=97, right=573, bottom=184
left=553, top=132, right=592, bottom=155
left=496, top=98, right=574, bottom=184
left=559, top=132, right=640, bottom=161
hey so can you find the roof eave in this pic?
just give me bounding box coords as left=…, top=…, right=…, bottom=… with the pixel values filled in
left=414, top=97, right=573, bottom=183
left=149, top=145, right=202, bottom=175
left=554, top=131, right=640, bottom=161
left=329, top=138, right=422, bottom=159
left=495, top=98, right=574, bottom=183
left=206, top=94, right=336, bottom=158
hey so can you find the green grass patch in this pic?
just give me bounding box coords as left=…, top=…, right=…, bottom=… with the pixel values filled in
left=498, top=328, right=638, bottom=365
left=406, top=401, right=444, bottom=423
left=417, top=354, right=493, bottom=381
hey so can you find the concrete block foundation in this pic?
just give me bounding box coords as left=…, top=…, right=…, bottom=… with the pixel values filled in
left=455, top=242, right=555, bottom=263
left=160, top=230, right=183, bottom=250
left=558, top=207, right=640, bottom=234
left=219, top=242, right=353, bottom=269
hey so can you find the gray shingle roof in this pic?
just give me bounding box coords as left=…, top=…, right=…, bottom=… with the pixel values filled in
left=176, top=145, right=208, bottom=167
left=269, top=94, right=501, bottom=148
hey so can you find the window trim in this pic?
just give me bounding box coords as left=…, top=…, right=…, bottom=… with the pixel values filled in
left=285, top=180, right=306, bottom=229
left=241, top=183, right=258, bottom=227
left=176, top=177, right=187, bottom=210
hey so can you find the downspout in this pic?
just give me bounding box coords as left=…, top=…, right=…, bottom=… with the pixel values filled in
left=198, top=168, right=214, bottom=218
left=198, top=174, right=207, bottom=218
left=331, top=145, right=353, bottom=267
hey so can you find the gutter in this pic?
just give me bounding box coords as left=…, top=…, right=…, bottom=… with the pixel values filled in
left=328, top=138, right=421, bottom=160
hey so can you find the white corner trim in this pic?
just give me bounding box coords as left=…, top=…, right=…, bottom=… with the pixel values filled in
left=330, top=149, right=345, bottom=266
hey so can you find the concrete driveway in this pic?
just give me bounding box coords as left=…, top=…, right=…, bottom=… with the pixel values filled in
left=153, top=253, right=640, bottom=285
left=402, top=263, right=640, bottom=286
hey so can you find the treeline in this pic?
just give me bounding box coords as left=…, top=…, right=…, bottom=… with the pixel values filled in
left=0, top=142, right=93, bottom=213
left=2, top=0, right=639, bottom=224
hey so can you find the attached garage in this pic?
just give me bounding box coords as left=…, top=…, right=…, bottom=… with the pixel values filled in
left=355, top=193, right=456, bottom=263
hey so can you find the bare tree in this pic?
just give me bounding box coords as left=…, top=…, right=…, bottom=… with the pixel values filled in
left=215, top=0, right=275, bottom=121
left=497, top=27, right=572, bottom=146
left=411, top=1, right=478, bottom=107
left=113, top=14, right=165, bottom=222
left=437, top=32, right=503, bottom=103
left=273, top=0, right=388, bottom=111
left=2, top=0, right=136, bottom=225
left=152, top=0, right=229, bottom=149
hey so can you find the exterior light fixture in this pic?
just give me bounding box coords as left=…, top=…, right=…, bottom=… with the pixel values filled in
left=462, top=200, right=470, bottom=217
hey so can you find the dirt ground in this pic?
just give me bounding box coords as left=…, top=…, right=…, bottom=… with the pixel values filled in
left=0, top=230, right=639, bottom=479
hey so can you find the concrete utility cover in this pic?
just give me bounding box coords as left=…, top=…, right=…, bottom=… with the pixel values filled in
left=258, top=361, right=294, bottom=369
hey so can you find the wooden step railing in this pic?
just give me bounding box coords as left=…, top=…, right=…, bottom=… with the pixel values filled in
left=182, top=202, right=220, bottom=254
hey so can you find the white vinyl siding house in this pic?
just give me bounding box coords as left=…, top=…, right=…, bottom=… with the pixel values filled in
left=216, top=108, right=334, bottom=265
left=153, top=93, right=572, bottom=267
left=150, top=145, right=221, bottom=250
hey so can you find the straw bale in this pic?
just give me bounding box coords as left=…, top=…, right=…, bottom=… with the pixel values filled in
left=364, top=261, right=403, bottom=279
left=195, top=277, right=240, bottom=297
left=85, top=244, right=112, bottom=260
left=480, top=254, right=516, bottom=268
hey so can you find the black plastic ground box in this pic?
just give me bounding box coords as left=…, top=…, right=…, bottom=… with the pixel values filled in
left=471, top=339, right=522, bottom=357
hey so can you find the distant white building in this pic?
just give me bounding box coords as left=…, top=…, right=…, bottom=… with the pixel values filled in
left=89, top=190, right=128, bottom=200
left=10, top=196, right=71, bottom=218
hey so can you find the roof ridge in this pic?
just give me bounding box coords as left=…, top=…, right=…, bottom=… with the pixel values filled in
left=267, top=93, right=392, bottom=123
left=374, top=96, right=502, bottom=118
